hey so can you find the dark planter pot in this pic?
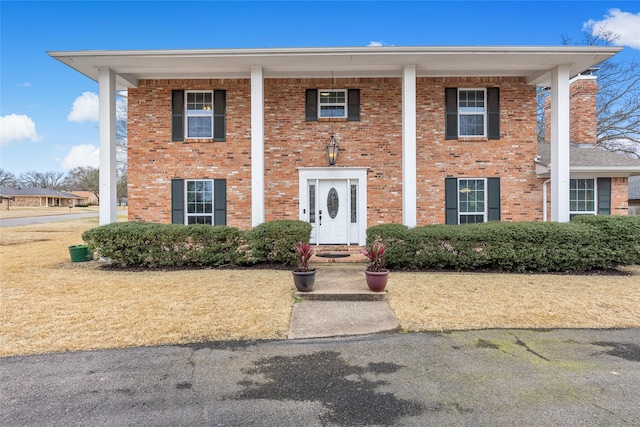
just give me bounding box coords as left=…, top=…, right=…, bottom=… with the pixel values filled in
left=364, top=269, right=389, bottom=292
left=292, top=269, right=316, bottom=292
left=68, top=244, right=93, bottom=263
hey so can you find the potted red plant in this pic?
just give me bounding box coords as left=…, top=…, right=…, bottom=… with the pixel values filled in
left=292, top=241, right=316, bottom=292
left=362, top=238, right=389, bottom=292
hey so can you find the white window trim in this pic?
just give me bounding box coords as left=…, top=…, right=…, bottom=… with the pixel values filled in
left=184, top=179, right=215, bottom=225
left=458, top=88, right=487, bottom=137
left=185, top=90, right=214, bottom=139
left=569, top=178, right=597, bottom=216
left=458, top=177, right=488, bottom=223
left=318, top=89, right=347, bottom=119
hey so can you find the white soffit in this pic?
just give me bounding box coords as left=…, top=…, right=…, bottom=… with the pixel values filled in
left=48, top=46, right=622, bottom=90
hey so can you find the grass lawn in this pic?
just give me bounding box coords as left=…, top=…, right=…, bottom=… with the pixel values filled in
left=1, top=217, right=639, bottom=357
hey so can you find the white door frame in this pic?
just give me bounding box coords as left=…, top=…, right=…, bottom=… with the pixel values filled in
left=298, top=167, right=368, bottom=246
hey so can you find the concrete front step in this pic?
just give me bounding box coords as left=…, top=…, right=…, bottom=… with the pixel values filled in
left=311, top=245, right=368, bottom=263
left=294, top=264, right=387, bottom=301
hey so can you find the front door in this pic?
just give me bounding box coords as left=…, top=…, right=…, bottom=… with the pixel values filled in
left=299, top=168, right=367, bottom=246
left=308, top=179, right=359, bottom=245
left=317, top=180, right=348, bottom=244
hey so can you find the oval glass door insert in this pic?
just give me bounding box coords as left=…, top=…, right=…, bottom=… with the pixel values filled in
left=327, top=188, right=339, bottom=219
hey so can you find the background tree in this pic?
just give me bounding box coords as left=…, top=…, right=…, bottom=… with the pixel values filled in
left=0, top=168, right=18, bottom=187
left=538, top=30, right=640, bottom=158
left=19, top=171, right=66, bottom=190
left=64, top=166, right=100, bottom=198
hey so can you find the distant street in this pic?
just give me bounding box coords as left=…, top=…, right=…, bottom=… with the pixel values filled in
left=0, top=212, right=99, bottom=228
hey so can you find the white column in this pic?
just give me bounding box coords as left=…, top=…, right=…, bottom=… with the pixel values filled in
left=251, top=66, right=265, bottom=227
left=98, top=67, right=117, bottom=225
left=402, top=65, right=417, bottom=227
left=550, top=65, right=571, bottom=222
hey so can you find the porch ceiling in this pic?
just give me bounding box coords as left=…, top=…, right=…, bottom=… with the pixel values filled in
left=48, top=46, right=622, bottom=91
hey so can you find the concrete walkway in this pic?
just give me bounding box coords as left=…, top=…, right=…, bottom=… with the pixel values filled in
left=288, top=264, right=400, bottom=339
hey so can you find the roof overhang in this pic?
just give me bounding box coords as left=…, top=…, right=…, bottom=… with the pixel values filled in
left=48, top=46, right=622, bottom=91
left=536, top=163, right=640, bottom=178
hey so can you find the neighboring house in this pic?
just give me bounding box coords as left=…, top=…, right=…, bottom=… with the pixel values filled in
left=0, top=187, right=83, bottom=209
left=70, top=190, right=99, bottom=205
left=49, top=46, right=640, bottom=246
left=629, top=176, right=640, bottom=216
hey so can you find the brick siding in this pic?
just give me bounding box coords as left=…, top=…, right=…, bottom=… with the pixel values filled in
left=127, top=76, right=555, bottom=227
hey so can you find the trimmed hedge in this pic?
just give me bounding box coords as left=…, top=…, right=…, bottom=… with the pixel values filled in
left=82, top=220, right=312, bottom=268
left=249, top=220, right=312, bottom=266
left=367, top=216, right=640, bottom=273
left=82, top=222, right=248, bottom=268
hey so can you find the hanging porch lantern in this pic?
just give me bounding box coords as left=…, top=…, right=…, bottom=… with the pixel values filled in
left=326, top=134, right=339, bottom=166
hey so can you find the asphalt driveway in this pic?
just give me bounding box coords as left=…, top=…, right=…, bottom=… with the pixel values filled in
left=2, top=329, right=638, bottom=426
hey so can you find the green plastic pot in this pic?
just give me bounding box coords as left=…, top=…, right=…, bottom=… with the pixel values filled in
left=68, top=244, right=93, bottom=263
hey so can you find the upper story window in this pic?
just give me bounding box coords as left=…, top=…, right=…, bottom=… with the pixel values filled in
left=570, top=178, right=596, bottom=216
left=445, top=87, right=499, bottom=140
left=458, top=89, right=486, bottom=137
left=319, top=90, right=347, bottom=118
left=186, top=91, right=213, bottom=138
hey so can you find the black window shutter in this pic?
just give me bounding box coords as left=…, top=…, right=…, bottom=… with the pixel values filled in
left=597, top=178, right=611, bottom=215
left=214, top=179, right=227, bottom=225
left=305, top=89, right=318, bottom=121
left=213, top=90, right=226, bottom=141
left=487, top=177, right=501, bottom=221
left=171, top=90, right=184, bottom=142
left=487, top=87, right=500, bottom=140
left=171, top=179, right=184, bottom=224
left=445, top=177, right=458, bottom=224
left=445, top=88, right=458, bottom=140
left=348, top=89, right=360, bottom=121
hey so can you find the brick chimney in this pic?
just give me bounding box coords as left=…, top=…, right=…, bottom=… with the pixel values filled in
left=543, top=71, right=599, bottom=145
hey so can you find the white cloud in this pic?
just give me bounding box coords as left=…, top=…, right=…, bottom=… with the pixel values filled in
left=0, top=114, right=42, bottom=146
left=584, top=9, right=640, bottom=50
left=60, top=144, right=100, bottom=170
left=17, top=82, right=32, bottom=87
left=368, top=41, right=384, bottom=47
left=67, top=92, right=99, bottom=122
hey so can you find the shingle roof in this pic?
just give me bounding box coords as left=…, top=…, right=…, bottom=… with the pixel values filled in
left=537, top=143, right=640, bottom=169
left=0, top=187, right=81, bottom=199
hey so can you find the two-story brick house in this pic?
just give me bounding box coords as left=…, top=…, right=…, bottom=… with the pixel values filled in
left=49, top=46, right=640, bottom=246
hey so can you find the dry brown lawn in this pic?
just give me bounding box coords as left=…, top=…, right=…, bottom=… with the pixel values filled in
left=1, top=217, right=639, bottom=357
left=0, top=218, right=293, bottom=357
left=388, top=269, right=640, bottom=332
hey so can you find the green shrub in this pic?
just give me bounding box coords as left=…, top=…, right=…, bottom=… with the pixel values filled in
left=82, top=222, right=248, bottom=268
left=249, top=220, right=312, bottom=266
left=367, top=217, right=640, bottom=273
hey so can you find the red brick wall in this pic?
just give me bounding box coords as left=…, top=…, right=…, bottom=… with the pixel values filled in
left=416, top=77, right=540, bottom=223
left=611, top=177, right=629, bottom=215
left=128, top=79, right=252, bottom=227
left=263, top=78, right=404, bottom=225
left=128, top=76, right=545, bottom=226
left=569, top=77, right=598, bottom=144
left=543, top=76, right=598, bottom=145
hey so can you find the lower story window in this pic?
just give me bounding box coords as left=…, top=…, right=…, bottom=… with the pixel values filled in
left=458, top=178, right=487, bottom=224
left=570, top=178, right=596, bottom=216
left=186, top=180, right=213, bottom=224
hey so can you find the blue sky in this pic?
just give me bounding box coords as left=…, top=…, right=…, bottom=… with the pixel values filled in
left=1, top=1, right=639, bottom=176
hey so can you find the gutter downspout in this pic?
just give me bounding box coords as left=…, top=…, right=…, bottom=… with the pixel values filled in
left=542, top=179, right=550, bottom=222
